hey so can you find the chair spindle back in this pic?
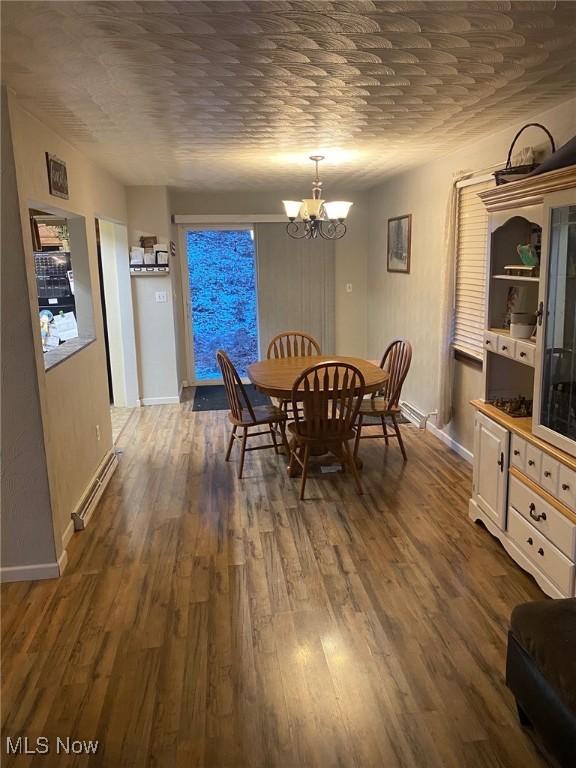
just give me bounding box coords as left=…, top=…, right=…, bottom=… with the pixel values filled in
left=267, top=331, right=321, bottom=359
left=375, top=339, right=412, bottom=408
left=216, top=350, right=256, bottom=423
left=291, top=362, right=365, bottom=440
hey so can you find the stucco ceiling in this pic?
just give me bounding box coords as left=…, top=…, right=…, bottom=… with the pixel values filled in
left=2, top=1, right=575, bottom=191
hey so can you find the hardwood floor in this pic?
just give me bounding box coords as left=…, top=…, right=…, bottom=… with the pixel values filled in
left=1, top=404, right=547, bottom=767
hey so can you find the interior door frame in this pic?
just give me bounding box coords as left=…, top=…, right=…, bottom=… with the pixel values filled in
left=178, top=223, right=258, bottom=386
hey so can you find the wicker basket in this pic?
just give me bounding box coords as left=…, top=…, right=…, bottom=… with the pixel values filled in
left=494, top=123, right=556, bottom=185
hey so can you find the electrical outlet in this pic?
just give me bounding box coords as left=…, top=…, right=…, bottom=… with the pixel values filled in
left=155, top=291, right=167, bottom=303
left=346, top=283, right=353, bottom=293
left=96, top=424, right=101, bottom=441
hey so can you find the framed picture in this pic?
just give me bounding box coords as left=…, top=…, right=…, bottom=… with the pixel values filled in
left=46, top=153, right=69, bottom=199
left=387, top=214, right=412, bottom=273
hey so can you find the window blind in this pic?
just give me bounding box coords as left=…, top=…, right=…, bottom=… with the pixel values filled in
left=453, top=178, right=494, bottom=359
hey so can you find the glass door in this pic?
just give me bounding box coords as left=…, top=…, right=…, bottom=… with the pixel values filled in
left=534, top=199, right=576, bottom=454
left=185, top=227, right=258, bottom=383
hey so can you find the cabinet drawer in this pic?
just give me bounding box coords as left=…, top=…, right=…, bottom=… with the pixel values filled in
left=510, top=435, right=526, bottom=472
left=484, top=331, right=498, bottom=353
left=525, top=443, right=542, bottom=484
left=497, top=336, right=516, bottom=358
left=541, top=454, right=559, bottom=496
left=509, top=476, right=576, bottom=560
left=508, top=508, right=575, bottom=595
left=559, top=464, right=576, bottom=511
left=514, top=340, right=535, bottom=367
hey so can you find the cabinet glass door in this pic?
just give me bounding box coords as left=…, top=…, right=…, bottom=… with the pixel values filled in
left=540, top=204, right=576, bottom=441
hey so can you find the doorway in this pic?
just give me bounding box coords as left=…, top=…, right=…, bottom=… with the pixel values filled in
left=185, top=227, right=258, bottom=383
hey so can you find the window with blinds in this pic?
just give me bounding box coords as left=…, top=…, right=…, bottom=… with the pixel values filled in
left=453, top=178, right=494, bottom=359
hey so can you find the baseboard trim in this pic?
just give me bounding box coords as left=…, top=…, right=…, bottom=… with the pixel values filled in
left=426, top=421, right=473, bottom=463
left=57, top=547, right=69, bottom=576
left=0, top=560, right=61, bottom=583
left=141, top=395, right=180, bottom=405
left=61, top=518, right=74, bottom=550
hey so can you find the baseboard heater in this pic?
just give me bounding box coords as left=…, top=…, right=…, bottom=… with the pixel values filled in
left=71, top=450, right=118, bottom=531
left=400, top=401, right=435, bottom=430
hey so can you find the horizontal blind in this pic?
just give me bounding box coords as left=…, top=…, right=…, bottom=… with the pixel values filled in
left=453, top=178, right=494, bottom=359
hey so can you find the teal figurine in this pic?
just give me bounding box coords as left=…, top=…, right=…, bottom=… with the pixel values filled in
left=517, top=243, right=539, bottom=267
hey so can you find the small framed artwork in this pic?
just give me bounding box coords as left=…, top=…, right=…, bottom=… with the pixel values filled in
left=387, top=214, right=412, bottom=274
left=46, top=153, right=69, bottom=199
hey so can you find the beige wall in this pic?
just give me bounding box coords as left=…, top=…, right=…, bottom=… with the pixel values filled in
left=8, top=95, right=128, bottom=552
left=1, top=88, right=58, bottom=572
left=367, top=97, right=576, bottom=454
left=127, top=186, right=180, bottom=402
left=170, top=188, right=369, bottom=358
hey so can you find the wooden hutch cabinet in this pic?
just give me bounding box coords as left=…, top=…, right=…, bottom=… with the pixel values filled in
left=469, top=165, right=576, bottom=598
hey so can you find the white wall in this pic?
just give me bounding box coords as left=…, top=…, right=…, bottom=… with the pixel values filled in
left=367, top=97, right=576, bottom=454
left=170, top=188, right=369, bottom=359
left=8, top=94, right=128, bottom=555
left=127, top=186, right=180, bottom=403
left=99, top=219, right=139, bottom=407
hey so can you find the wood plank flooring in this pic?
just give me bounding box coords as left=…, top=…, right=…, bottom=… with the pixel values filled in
left=1, top=403, right=547, bottom=767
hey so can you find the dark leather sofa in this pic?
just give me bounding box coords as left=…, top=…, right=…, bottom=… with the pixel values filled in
left=506, top=598, right=576, bottom=767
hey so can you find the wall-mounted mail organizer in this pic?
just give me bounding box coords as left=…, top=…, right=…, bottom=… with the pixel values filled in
left=129, top=240, right=173, bottom=275
left=130, top=266, right=170, bottom=276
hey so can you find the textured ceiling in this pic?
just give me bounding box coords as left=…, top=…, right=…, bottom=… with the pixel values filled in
left=2, top=1, right=576, bottom=191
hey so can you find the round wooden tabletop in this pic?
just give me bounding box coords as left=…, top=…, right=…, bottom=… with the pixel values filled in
left=247, top=355, right=389, bottom=400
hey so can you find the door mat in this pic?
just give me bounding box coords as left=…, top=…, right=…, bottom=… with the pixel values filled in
left=362, top=413, right=410, bottom=426
left=192, top=385, right=271, bottom=412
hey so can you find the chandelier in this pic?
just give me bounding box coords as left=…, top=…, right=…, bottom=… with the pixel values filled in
left=283, top=156, right=353, bottom=240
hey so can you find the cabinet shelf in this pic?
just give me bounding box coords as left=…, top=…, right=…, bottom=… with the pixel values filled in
left=489, top=328, right=536, bottom=345
left=492, top=274, right=539, bottom=282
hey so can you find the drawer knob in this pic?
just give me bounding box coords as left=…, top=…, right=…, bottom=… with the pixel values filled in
left=502, top=345, right=508, bottom=351
left=520, top=352, right=526, bottom=358
left=486, top=340, right=491, bottom=345
left=528, top=460, right=535, bottom=466
left=538, top=547, right=544, bottom=556
left=544, top=471, right=551, bottom=478
left=562, top=483, right=570, bottom=491
left=527, top=537, right=533, bottom=546
left=529, top=503, right=547, bottom=522
left=513, top=450, right=520, bottom=456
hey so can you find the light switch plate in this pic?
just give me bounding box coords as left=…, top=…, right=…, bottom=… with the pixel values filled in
left=346, top=283, right=353, bottom=293
left=155, top=291, right=167, bottom=303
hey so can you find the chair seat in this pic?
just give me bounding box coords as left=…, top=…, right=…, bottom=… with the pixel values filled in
left=288, top=420, right=356, bottom=443
left=357, top=397, right=400, bottom=416
left=230, top=404, right=287, bottom=427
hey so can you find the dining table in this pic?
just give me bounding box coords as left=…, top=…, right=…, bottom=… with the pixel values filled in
left=247, top=354, right=389, bottom=474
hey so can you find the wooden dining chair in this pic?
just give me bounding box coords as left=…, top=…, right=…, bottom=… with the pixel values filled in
left=288, top=361, right=366, bottom=500
left=353, top=339, right=412, bottom=461
left=266, top=331, right=321, bottom=360
left=216, top=350, right=289, bottom=479
left=266, top=331, right=321, bottom=416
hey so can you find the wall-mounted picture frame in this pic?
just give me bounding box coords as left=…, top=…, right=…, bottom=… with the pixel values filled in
left=387, top=214, right=412, bottom=274
left=45, top=153, right=69, bottom=199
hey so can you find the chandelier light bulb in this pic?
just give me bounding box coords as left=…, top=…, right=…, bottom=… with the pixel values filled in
left=302, top=198, right=324, bottom=219
left=282, top=200, right=302, bottom=219
left=324, top=201, right=353, bottom=221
